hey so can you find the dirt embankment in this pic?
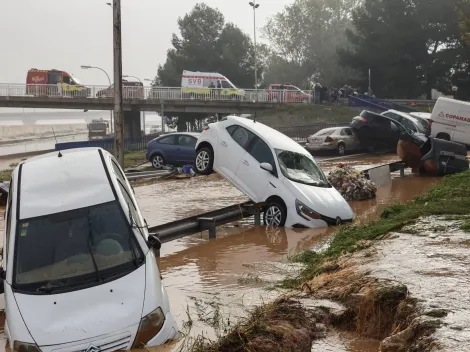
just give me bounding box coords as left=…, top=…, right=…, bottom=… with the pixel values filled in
left=254, top=104, right=359, bottom=127
left=194, top=171, right=470, bottom=351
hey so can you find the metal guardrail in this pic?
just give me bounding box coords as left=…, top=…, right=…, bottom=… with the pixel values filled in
left=0, top=83, right=313, bottom=104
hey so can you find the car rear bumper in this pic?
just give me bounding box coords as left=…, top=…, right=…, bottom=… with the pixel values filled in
left=305, top=142, right=336, bottom=151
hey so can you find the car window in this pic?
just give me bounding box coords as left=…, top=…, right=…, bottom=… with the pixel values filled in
left=401, top=118, right=417, bottom=132
left=344, top=128, right=353, bottom=136
left=5, top=176, right=14, bottom=263
left=111, top=159, right=127, bottom=185
left=116, top=182, right=143, bottom=228
left=178, top=135, right=197, bottom=147
left=383, top=112, right=401, bottom=122
left=288, top=86, right=298, bottom=91
left=249, top=137, right=276, bottom=170
left=221, top=81, right=232, bottom=89
left=340, top=129, right=348, bottom=136
left=315, top=130, right=333, bottom=137
left=158, top=135, right=177, bottom=145
left=226, top=125, right=237, bottom=135
left=230, top=126, right=255, bottom=149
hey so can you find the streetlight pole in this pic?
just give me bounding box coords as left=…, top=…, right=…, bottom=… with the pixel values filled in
left=81, top=65, right=113, bottom=133
left=113, top=0, right=124, bottom=167
left=249, top=1, right=260, bottom=101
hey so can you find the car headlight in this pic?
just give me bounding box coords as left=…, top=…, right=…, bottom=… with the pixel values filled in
left=295, top=199, right=321, bottom=221
left=13, top=341, right=40, bottom=352
left=131, top=307, right=165, bottom=348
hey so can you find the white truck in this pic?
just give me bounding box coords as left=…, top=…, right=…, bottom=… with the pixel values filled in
left=430, top=97, right=470, bottom=145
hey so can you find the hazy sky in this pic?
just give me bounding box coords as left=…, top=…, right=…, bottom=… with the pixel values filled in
left=1, top=0, right=293, bottom=86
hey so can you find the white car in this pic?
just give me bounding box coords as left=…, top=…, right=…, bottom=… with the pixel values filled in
left=305, top=127, right=361, bottom=155
left=194, top=116, right=354, bottom=228
left=381, top=109, right=431, bottom=135
left=1, top=148, right=179, bottom=352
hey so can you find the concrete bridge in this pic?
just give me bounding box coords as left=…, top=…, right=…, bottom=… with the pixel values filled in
left=0, top=84, right=305, bottom=138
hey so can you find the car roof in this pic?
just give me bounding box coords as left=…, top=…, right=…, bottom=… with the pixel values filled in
left=224, top=116, right=308, bottom=154
left=314, top=127, right=345, bottom=134
left=159, top=132, right=200, bottom=137
left=18, top=148, right=115, bottom=220
left=382, top=109, right=420, bottom=124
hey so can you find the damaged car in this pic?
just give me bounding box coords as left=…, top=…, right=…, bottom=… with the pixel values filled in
left=194, top=116, right=354, bottom=228
left=1, top=148, right=179, bottom=352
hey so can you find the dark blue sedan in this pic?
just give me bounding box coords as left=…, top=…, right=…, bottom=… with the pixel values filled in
left=146, top=132, right=200, bottom=169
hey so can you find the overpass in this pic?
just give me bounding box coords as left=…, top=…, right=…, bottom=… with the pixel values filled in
left=0, top=84, right=303, bottom=138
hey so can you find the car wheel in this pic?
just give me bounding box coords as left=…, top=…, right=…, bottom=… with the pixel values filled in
left=151, top=154, right=165, bottom=169
left=338, top=143, right=346, bottom=156
left=263, top=200, right=287, bottom=227
left=195, top=147, right=213, bottom=175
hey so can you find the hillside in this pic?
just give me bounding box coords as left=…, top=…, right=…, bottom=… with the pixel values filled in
left=252, top=104, right=360, bottom=127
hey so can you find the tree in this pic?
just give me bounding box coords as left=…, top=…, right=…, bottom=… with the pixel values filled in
left=340, top=0, right=465, bottom=98
left=263, top=0, right=362, bottom=88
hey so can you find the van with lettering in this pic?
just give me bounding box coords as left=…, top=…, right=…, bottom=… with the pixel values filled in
left=26, top=68, right=89, bottom=98
left=181, top=70, right=245, bottom=100
left=1, top=148, right=179, bottom=352
left=430, top=97, right=470, bottom=145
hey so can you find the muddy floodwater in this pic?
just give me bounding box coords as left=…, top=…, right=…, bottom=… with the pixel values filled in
left=0, top=158, right=440, bottom=352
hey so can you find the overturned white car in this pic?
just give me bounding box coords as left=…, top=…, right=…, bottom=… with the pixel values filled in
left=194, top=116, right=354, bottom=228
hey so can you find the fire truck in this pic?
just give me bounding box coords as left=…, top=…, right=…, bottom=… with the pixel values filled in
left=87, top=119, right=109, bottom=140
left=26, top=69, right=89, bottom=97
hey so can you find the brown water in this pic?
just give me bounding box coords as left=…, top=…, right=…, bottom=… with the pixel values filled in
left=0, top=155, right=440, bottom=352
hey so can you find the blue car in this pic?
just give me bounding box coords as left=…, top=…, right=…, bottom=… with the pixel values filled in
left=146, top=132, right=200, bottom=169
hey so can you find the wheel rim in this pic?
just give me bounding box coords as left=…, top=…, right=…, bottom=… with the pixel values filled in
left=152, top=156, right=164, bottom=168
left=339, top=145, right=345, bottom=155
left=196, top=151, right=210, bottom=171
left=265, top=205, right=282, bottom=227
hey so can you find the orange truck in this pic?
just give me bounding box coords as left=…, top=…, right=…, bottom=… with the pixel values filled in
left=26, top=68, right=89, bottom=97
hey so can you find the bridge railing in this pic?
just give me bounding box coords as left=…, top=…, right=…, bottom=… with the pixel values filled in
left=0, top=83, right=314, bottom=104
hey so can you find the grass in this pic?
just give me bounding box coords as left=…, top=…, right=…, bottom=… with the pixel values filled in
left=124, top=151, right=147, bottom=169
left=255, top=104, right=359, bottom=127
left=284, top=171, right=470, bottom=288
left=0, top=169, right=12, bottom=182
left=460, top=220, right=470, bottom=232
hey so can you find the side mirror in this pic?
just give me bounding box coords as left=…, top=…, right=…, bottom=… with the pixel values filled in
left=260, top=162, right=273, bottom=173
left=147, top=233, right=162, bottom=251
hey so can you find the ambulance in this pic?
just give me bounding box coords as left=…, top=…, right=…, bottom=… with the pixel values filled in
left=181, top=71, right=245, bottom=100
left=26, top=69, right=89, bottom=98
left=430, top=97, right=470, bottom=146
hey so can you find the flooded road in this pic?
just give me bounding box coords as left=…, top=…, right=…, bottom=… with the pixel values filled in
left=0, top=154, right=441, bottom=352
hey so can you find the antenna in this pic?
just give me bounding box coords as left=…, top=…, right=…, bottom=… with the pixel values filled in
left=52, top=128, right=62, bottom=158
left=253, top=112, right=257, bottom=123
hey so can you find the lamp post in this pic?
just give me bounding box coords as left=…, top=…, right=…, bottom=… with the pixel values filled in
left=249, top=1, right=260, bottom=101
left=81, top=65, right=113, bottom=133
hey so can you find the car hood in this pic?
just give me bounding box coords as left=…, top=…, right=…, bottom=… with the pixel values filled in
left=13, top=265, right=146, bottom=346
left=284, top=179, right=354, bottom=221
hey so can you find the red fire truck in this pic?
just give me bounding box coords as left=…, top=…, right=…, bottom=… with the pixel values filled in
left=26, top=69, right=89, bottom=97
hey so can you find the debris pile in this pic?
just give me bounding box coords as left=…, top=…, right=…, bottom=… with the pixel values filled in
left=328, top=164, right=377, bottom=200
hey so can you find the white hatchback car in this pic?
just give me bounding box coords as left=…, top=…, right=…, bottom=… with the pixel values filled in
left=194, top=116, right=354, bottom=228
left=1, top=148, right=179, bottom=352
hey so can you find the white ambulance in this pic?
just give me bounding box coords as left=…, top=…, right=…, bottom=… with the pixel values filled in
left=181, top=71, right=245, bottom=100
left=430, top=97, right=470, bottom=145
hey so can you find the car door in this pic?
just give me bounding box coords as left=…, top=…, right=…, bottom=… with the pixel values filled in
left=156, top=134, right=178, bottom=164
left=215, top=125, right=255, bottom=185
left=342, top=128, right=360, bottom=150
left=177, top=135, right=198, bottom=163
left=236, top=135, right=277, bottom=203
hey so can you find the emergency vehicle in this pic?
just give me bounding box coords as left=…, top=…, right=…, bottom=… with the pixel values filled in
left=181, top=71, right=244, bottom=100
left=26, top=69, right=89, bottom=97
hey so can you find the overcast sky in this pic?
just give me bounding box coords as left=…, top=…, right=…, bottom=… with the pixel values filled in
left=0, top=0, right=293, bottom=86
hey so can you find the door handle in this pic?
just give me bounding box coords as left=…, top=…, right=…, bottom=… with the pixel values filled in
left=243, top=160, right=249, bottom=166
left=221, top=141, right=228, bottom=147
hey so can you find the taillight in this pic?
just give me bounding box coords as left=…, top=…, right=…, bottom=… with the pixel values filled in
left=359, top=118, right=367, bottom=123
left=204, top=126, right=210, bottom=131
left=325, top=136, right=334, bottom=143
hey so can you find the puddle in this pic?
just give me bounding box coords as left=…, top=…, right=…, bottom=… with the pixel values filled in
left=319, top=154, right=400, bottom=174
left=311, top=330, right=380, bottom=351
left=0, top=157, right=441, bottom=352
left=362, top=217, right=470, bottom=351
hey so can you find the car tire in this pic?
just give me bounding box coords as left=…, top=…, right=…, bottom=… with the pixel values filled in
left=263, top=200, right=287, bottom=227
left=436, top=133, right=451, bottom=141
left=195, top=147, right=214, bottom=175
left=338, top=143, right=346, bottom=156
left=151, top=154, right=166, bottom=169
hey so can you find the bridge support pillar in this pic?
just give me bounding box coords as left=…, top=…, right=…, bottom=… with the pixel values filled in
left=123, top=109, right=142, bottom=139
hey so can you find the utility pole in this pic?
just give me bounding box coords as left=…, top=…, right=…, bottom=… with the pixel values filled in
left=113, top=0, right=124, bottom=166
left=249, top=1, right=260, bottom=101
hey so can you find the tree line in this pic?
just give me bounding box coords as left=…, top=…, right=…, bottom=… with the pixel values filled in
left=156, top=0, right=470, bottom=101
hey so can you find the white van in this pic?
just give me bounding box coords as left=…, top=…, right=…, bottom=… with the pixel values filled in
left=430, top=97, right=470, bottom=145
left=181, top=70, right=244, bottom=99
left=1, top=148, right=179, bottom=352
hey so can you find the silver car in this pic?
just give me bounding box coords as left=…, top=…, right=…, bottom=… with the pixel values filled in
left=305, top=127, right=361, bottom=156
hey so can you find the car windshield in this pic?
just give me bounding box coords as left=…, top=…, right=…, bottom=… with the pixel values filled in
left=71, top=76, right=82, bottom=85
left=411, top=116, right=429, bottom=133
left=276, top=149, right=330, bottom=187
left=14, top=201, right=144, bottom=293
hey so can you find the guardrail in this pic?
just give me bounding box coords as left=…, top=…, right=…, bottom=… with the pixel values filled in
left=276, top=123, right=350, bottom=142
left=0, top=83, right=314, bottom=104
